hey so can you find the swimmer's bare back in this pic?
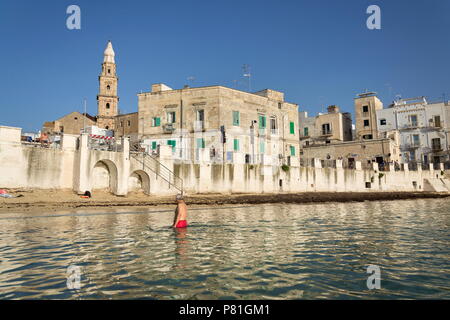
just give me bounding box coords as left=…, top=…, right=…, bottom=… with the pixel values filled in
left=173, top=199, right=188, bottom=228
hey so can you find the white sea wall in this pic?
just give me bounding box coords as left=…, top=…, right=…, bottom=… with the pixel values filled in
left=1, top=126, right=449, bottom=195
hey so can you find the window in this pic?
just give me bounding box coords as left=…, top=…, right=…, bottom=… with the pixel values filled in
left=434, top=115, right=441, bottom=127
left=259, top=115, right=266, bottom=129
left=432, top=138, right=441, bottom=150
left=304, top=127, right=309, bottom=136
left=363, top=119, right=370, bottom=127
left=197, top=138, right=205, bottom=149
left=74, top=117, right=78, bottom=120
left=412, top=134, right=420, bottom=146
left=167, top=140, right=176, bottom=150
left=409, top=115, right=418, bottom=127
left=259, top=141, right=265, bottom=153
left=127, top=120, right=131, bottom=127
left=232, top=111, right=240, bottom=126
left=278, top=102, right=282, bottom=109
left=362, top=134, right=373, bottom=140
left=289, top=122, right=295, bottom=134
left=108, top=69, right=111, bottom=74
left=362, top=105, right=369, bottom=113
left=106, top=103, right=110, bottom=109
left=270, top=117, right=277, bottom=134
left=380, top=119, right=387, bottom=125
left=233, top=139, right=239, bottom=151
left=152, top=117, right=161, bottom=127
left=196, top=110, right=204, bottom=121
left=322, top=123, right=331, bottom=135
left=151, top=141, right=157, bottom=150
left=107, top=85, right=110, bottom=91
left=120, top=121, right=123, bottom=127
left=290, top=146, right=296, bottom=156
left=167, top=111, right=176, bottom=123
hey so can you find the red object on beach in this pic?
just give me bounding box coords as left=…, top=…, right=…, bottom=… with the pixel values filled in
left=0, top=189, right=7, bottom=195
left=175, top=220, right=188, bottom=228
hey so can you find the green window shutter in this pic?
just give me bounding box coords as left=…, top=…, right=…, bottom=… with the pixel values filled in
left=167, top=140, right=176, bottom=150
left=233, top=111, right=240, bottom=126
left=154, top=117, right=160, bottom=127
left=290, top=122, right=295, bottom=134
left=259, top=115, right=266, bottom=129
left=197, top=138, right=205, bottom=149
left=172, top=113, right=176, bottom=123
left=233, top=139, right=239, bottom=151
left=304, top=127, right=309, bottom=136
left=152, top=141, right=157, bottom=150
left=290, top=146, right=296, bottom=156
left=260, top=141, right=265, bottom=153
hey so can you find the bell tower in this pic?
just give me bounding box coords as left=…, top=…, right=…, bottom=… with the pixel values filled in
left=97, top=40, right=119, bottom=130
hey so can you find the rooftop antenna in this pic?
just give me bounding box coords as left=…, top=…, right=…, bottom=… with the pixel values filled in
left=242, top=64, right=251, bottom=92
left=187, top=76, right=195, bottom=86
left=83, top=98, right=87, bottom=134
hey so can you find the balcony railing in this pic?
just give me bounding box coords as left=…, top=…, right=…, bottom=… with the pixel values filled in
left=163, top=123, right=176, bottom=133
left=194, top=121, right=205, bottom=132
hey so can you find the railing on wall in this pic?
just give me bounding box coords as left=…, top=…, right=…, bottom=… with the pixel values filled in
left=130, top=144, right=184, bottom=194
left=88, top=136, right=123, bottom=152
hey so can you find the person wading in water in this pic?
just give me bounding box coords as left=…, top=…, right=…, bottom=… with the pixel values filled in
left=173, top=194, right=188, bottom=228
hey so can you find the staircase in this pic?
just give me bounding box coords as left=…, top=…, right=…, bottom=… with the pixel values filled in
left=423, top=178, right=450, bottom=192
left=130, top=143, right=183, bottom=194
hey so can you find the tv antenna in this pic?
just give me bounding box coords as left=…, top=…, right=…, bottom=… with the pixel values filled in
left=187, top=76, right=195, bottom=86
left=242, top=64, right=251, bottom=92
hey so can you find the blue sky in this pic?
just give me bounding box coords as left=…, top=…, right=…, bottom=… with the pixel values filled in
left=1, top=0, right=449, bottom=131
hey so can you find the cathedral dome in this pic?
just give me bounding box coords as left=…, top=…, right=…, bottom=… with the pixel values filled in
left=103, top=41, right=115, bottom=63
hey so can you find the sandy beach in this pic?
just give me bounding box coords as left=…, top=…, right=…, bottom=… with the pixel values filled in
left=1, top=188, right=449, bottom=213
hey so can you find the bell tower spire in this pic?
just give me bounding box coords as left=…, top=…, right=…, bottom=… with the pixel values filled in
left=97, top=40, right=119, bottom=130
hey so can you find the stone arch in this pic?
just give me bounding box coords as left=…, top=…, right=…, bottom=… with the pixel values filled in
left=91, top=160, right=118, bottom=194
left=128, top=170, right=150, bottom=195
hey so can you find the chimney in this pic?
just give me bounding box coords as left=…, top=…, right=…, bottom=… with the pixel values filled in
left=327, top=105, right=340, bottom=113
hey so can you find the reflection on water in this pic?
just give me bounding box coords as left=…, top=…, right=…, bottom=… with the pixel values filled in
left=0, top=199, right=449, bottom=299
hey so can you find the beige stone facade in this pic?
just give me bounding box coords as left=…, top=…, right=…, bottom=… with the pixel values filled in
left=115, top=112, right=139, bottom=141
left=299, top=105, right=352, bottom=145
left=138, top=84, right=300, bottom=164
left=354, top=92, right=383, bottom=140
left=300, top=138, right=400, bottom=166
left=42, top=111, right=96, bottom=135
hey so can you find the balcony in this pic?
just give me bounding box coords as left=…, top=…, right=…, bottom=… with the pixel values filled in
left=402, top=143, right=421, bottom=150
left=163, top=123, right=176, bottom=133
left=320, top=130, right=333, bottom=137
left=432, top=145, right=443, bottom=152
left=270, top=128, right=279, bottom=135
left=194, top=121, right=205, bottom=132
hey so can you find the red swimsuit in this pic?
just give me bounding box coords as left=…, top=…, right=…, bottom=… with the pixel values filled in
left=175, top=220, right=188, bottom=228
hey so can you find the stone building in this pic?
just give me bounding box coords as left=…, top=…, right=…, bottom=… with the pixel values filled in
left=42, top=111, right=96, bottom=135
left=138, top=84, right=300, bottom=165
left=298, top=105, right=352, bottom=145
left=354, top=92, right=383, bottom=140
left=377, top=96, right=450, bottom=164
left=42, top=41, right=139, bottom=138
left=115, top=112, right=139, bottom=141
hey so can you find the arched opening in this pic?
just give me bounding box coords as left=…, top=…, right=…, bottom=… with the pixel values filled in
left=106, top=103, right=110, bottom=109
left=91, top=160, right=118, bottom=194
left=107, top=85, right=110, bottom=91
left=128, top=170, right=150, bottom=195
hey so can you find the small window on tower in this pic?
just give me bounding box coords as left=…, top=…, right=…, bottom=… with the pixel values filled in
left=106, top=103, right=110, bottom=109
left=107, top=85, right=110, bottom=90
left=108, top=69, right=111, bottom=74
